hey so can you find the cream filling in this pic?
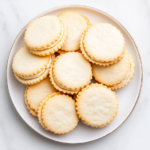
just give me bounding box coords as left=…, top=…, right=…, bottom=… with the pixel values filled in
left=18, top=57, right=51, bottom=80
left=31, top=23, right=63, bottom=51
left=53, top=76, right=79, bottom=92
left=117, top=71, right=130, bottom=86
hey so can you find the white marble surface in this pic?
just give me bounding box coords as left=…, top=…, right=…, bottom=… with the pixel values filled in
left=0, top=0, right=149, bottom=149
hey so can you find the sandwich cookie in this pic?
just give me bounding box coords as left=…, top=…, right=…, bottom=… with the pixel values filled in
left=76, top=84, right=118, bottom=128
left=50, top=52, right=92, bottom=94
left=92, top=50, right=135, bottom=90
left=107, top=53, right=135, bottom=90
left=38, top=92, right=78, bottom=134
left=24, top=77, right=56, bottom=116
left=58, top=11, right=91, bottom=52
left=12, top=46, right=54, bottom=85
left=24, top=15, right=67, bottom=56
left=80, top=23, right=125, bottom=66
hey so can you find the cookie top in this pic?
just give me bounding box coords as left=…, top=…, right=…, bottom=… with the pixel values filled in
left=38, top=93, right=78, bottom=134
left=12, top=46, right=50, bottom=77
left=53, top=52, right=92, bottom=90
left=28, top=20, right=67, bottom=56
left=58, top=12, right=89, bottom=51
left=24, top=15, right=63, bottom=50
left=92, top=51, right=130, bottom=86
left=25, top=77, right=56, bottom=115
left=76, top=84, right=118, bottom=127
left=83, top=23, right=125, bottom=62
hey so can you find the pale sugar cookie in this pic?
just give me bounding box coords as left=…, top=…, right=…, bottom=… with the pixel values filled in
left=25, top=15, right=67, bottom=56
left=80, top=23, right=125, bottom=66
left=50, top=52, right=92, bottom=94
left=58, top=12, right=91, bottom=51
left=24, top=77, right=56, bottom=116
left=38, top=92, right=78, bottom=134
left=76, top=84, right=118, bottom=128
left=92, top=50, right=135, bottom=90
left=12, top=46, right=54, bottom=85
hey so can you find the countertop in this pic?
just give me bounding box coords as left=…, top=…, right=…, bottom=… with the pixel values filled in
left=0, top=0, right=150, bottom=149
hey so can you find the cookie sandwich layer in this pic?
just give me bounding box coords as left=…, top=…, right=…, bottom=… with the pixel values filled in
left=92, top=50, right=135, bottom=90
left=25, top=15, right=67, bottom=56
left=50, top=52, right=92, bottom=94
left=80, top=23, right=125, bottom=66
left=76, top=84, right=118, bottom=128
left=24, top=77, right=56, bottom=116
left=58, top=11, right=91, bottom=51
left=12, top=46, right=53, bottom=85
left=38, top=92, right=78, bottom=134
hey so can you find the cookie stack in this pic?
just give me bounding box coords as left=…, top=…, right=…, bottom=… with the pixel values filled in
left=12, top=12, right=134, bottom=134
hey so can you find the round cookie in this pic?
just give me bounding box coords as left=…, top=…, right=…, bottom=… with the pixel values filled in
left=58, top=12, right=91, bottom=52
left=24, top=77, right=56, bottom=116
left=38, top=92, right=78, bottom=134
left=12, top=46, right=53, bottom=85
left=24, top=15, right=67, bottom=56
left=76, top=84, right=118, bottom=128
left=80, top=23, right=125, bottom=66
left=92, top=50, right=135, bottom=90
left=50, top=52, right=92, bottom=94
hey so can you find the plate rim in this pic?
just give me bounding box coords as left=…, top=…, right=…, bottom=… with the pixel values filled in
left=6, top=4, right=143, bottom=144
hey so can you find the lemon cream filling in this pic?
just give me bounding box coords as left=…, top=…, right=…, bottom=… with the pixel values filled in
left=31, top=23, right=64, bottom=51
left=53, top=76, right=79, bottom=92
left=18, top=57, right=51, bottom=79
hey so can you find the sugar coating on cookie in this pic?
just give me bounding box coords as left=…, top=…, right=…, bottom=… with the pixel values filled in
left=92, top=51, right=130, bottom=86
left=25, top=15, right=63, bottom=50
left=76, top=84, right=118, bottom=128
left=58, top=12, right=89, bottom=51
left=83, top=23, right=125, bottom=62
left=38, top=93, right=78, bottom=134
left=52, top=52, right=92, bottom=91
left=25, top=77, right=56, bottom=116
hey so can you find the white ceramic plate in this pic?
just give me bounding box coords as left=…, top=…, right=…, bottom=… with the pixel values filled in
left=7, top=5, right=143, bottom=144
